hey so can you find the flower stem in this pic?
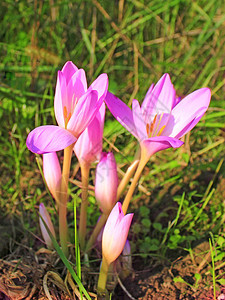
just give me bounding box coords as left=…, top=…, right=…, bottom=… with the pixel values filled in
left=59, top=143, right=74, bottom=257
left=122, top=151, right=149, bottom=215
left=117, top=159, right=139, bottom=201
left=97, top=256, right=109, bottom=295
left=86, top=214, right=108, bottom=252
left=79, top=163, right=90, bottom=250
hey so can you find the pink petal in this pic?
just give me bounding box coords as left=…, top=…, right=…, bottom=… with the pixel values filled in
left=141, top=136, right=184, bottom=158
left=61, top=61, right=78, bottom=84
left=74, top=103, right=105, bottom=164
left=167, top=88, right=211, bottom=138
left=54, top=71, right=67, bottom=128
left=141, top=74, right=176, bottom=123
left=39, top=203, right=56, bottom=248
left=67, top=90, right=99, bottom=137
left=43, top=152, right=61, bottom=200
left=88, top=73, right=108, bottom=102
left=105, top=92, right=139, bottom=139
left=26, top=125, right=77, bottom=154
left=67, top=69, right=88, bottom=109
left=132, top=99, right=148, bottom=141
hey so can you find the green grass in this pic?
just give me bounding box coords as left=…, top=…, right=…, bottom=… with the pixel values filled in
left=0, top=0, right=225, bottom=296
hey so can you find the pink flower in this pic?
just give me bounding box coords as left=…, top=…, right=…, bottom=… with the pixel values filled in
left=95, top=152, right=118, bottom=215
left=74, top=103, right=105, bottom=166
left=26, top=61, right=108, bottom=154
left=102, top=202, right=133, bottom=265
left=43, top=152, right=61, bottom=201
left=105, top=74, right=211, bottom=159
left=39, top=203, right=56, bottom=249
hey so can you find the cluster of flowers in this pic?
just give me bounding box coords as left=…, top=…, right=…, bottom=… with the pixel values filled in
left=26, top=61, right=211, bottom=293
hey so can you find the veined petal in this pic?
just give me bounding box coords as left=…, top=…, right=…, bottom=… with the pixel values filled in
left=141, top=136, right=184, bottom=158
left=132, top=99, right=147, bottom=141
left=105, top=92, right=139, bottom=139
left=67, top=90, right=99, bottom=137
left=88, top=73, right=108, bottom=102
left=61, top=61, right=78, bottom=84
left=26, top=125, right=77, bottom=154
left=67, top=69, right=87, bottom=109
left=54, top=71, right=67, bottom=128
left=168, top=88, right=211, bottom=138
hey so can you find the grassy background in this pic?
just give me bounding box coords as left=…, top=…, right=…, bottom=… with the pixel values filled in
left=0, top=0, right=225, bottom=286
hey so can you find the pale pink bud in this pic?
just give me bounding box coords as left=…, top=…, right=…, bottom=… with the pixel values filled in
left=43, top=152, right=61, bottom=201
left=95, top=152, right=118, bottom=215
left=74, top=103, right=105, bottom=165
left=122, top=240, right=132, bottom=270
left=102, top=202, right=133, bottom=265
left=39, top=203, right=56, bottom=249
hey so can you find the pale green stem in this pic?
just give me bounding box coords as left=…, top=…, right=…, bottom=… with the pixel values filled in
left=117, top=159, right=139, bottom=201
left=97, top=256, right=109, bottom=294
left=59, top=143, right=74, bottom=257
left=122, top=150, right=149, bottom=215
left=79, top=163, right=90, bottom=250
left=86, top=214, right=108, bottom=252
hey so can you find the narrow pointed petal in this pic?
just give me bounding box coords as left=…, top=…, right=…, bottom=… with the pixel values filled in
left=43, top=152, right=61, bottom=200
left=167, top=88, right=211, bottom=138
left=105, top=92, right=139, bottom=139
left=141, top=136, right=184, bottom=158
left=88, top=73, right=109, bottom=102
left=54, top=71, right=67, bottom=127
left=132, top=99, right=147, bottom=141
left=61, top=61, right=78, bottom=84
left=67, top=69, right=88, bottom=109
left=67, top=90, right=99, bottom=137
left=26, top=125, right=77, bottom=154
left=141, top=74, right=176, bottom=123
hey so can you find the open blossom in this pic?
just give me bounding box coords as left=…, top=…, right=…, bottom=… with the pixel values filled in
left=39, top=203, right=56, bottom=249
left=43, top=152, right=61, bottom=201
left=26, top=61, right=108, bottom=154
left=105, top=74, right=211, bottom=159
left=74, top=103, right=105, bottom=166
left=102, top=202, right=133, bottom=265
left=95, top=152, right=118, bottom=215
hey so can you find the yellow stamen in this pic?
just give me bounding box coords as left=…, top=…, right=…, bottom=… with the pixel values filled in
left=63, top=106, right=71, bottom=129
left=146, top=123, right=150, bottom=136
left=157, top=125, right=166, bottom=136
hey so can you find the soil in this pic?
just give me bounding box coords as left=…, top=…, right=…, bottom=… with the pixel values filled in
left=114, top=241, right=225, bottom=300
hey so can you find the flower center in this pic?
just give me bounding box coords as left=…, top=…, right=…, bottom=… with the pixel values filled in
left=146, top=113, right=166, bottom=138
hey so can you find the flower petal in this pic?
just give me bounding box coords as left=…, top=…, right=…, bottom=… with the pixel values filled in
left=54, top=71, right=67, bottom=127
left=167, top=88, right=211, bottom=138
left=67, top=90, right=99, bottom=137
left=132, top=99, right=147, bottom=141
left=141, top=136, right=184, bottom=158
left=26, top=125, right=77, bottom=154
left=141, top=74, right=176, bottom=123
left=67, top=69, right=88, bottom=108
left=88, top=73, right=108, bottom=102
left=105, top=92, right=139, bottom=139
left=61, top=61, right=78, bottom=84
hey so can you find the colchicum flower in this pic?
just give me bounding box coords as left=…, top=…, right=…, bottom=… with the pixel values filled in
left=26, top=61, right=108, bottom=154
left=102, top=202, right=133, bottom=266
left=95, top=152, right=118, bottom=215
left=105, top=73, right=211, bottom=159
left=43, top=152, right=61, bottom=201
left=39, top=203, right=56, bottom=249
left=74, top=103, right=105, bottom=166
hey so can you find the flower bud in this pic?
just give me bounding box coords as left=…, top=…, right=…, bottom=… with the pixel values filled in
left=95, top=152, right=118, bottom=215
left=39, top=203, right=56, bottom=249
left=102, top=202, right=133, bottom=265
left=43, top=152, right=61, bottom=201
